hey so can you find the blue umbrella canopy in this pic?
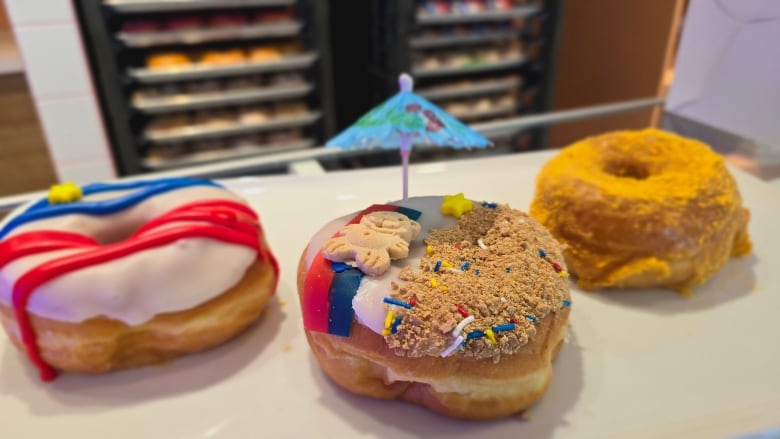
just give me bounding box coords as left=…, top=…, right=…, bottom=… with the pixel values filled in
left=326, top=74, right=492, bottom=150
left=326, top=74, right=491, bottom=199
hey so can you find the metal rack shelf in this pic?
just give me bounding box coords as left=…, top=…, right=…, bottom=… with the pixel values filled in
left=144, top=138, right=314, bottom=170
left=417, top=77, right=520, bottom=101
left=106, top=0, right=297, bottom=13
left=134, top=83, right=312, bottom=114
left=410, top=30, right=517, bottom=50
left=416, top=5, right=539, bottom=25
left=129, top=52, right=318, bottom=84
left=412, top=55, right=527, bottom=78
left=146, top=111, right=321, bottom=144
left=448, top=103, right=516, bottom=122
left=118, top=22, right=302, bottom=48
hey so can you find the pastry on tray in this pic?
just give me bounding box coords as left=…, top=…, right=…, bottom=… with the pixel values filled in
left=146, top=52, right=191, bottom=70
left=199, top=49, right=246, bottom=66
left=298, top=196, right=571, bottom=419
left=0, top=177, right=279, bottom=381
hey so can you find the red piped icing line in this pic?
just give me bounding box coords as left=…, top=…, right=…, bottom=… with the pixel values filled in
left=0, top=199, right=275, bottom=382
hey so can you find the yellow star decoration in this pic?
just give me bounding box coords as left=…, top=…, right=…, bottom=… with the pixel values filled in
left=440, top=193, right=473, bottom=218
left=48, top=182, right=83, bottom=204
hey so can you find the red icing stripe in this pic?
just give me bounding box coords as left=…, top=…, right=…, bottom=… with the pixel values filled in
left=0, top=199, right=271, bottom=382
left=302, top=205, right=400, bottom=333
left=0, top=231, right=98, bottom=269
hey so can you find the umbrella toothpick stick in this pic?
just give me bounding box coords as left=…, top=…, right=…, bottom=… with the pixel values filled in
left=325, top=72, right=491, bottom=201
left=399, top=74, right=413, bottom=201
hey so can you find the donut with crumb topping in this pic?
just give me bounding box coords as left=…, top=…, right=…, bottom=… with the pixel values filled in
left=298, top=196, right=571, bottom=420
left=530, top=129, right=751, bottom=294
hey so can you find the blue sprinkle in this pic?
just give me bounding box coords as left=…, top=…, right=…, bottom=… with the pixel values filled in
left=505, top=267, right=511, bottom=273
left=466, top=330, right=485, bottom=340
left=391, top=316, right=403, bottom=334
left=474, top=269, right=480, bottom=276
left=493, top=323, right=516, bottom=333
left=383, top=297, right=412, bottom=309
left=460, top=261, right=471, bottom=271
left=481, top=201, right=498, bottom=209
left=538, top=249, right=547, bottom=258
left=331, top=262, right=353, bottom=273
left=563, top=300, right=571, bottom=307
left=525, top=314, right=538, bottom=323
left=434, top=260, right=442, bottom=272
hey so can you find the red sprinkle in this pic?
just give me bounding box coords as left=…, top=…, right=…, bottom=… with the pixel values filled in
left=551, top=262, right=563, bottom=272
left=409, top=296, right=417, bottom=307
left=453, top=244, right=462, bottom=251
left=456, top=305, right=469, bottom=317
left=510, top=316, right=519, bottom=324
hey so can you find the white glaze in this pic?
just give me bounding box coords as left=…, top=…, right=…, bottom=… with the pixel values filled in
left=0, top=185, right=257, bottom=325
left=305, top=196, right=459, bottom=335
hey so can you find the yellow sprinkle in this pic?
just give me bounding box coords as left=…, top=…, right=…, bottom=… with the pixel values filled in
left=485, top=328, right=497, bottom=345
left=559, top=270, right=569, bottom=278
left=441, top=261, right=454, bottom=268
left=426, top=245, right=433, bottom=255
left=382, top=310, right=394, bottom=335
left=439, top=285, right=448, bottom=292
left=48, top=182, right=82, bottom=204
left=430, top=278, right=438, bottom=288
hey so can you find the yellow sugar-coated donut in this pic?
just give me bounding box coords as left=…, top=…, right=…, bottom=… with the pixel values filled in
left=530, top=128, right=751, bottom=294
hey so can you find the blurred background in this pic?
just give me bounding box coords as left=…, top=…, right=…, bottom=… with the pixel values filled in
left=2, top=0, right=776, bottom=197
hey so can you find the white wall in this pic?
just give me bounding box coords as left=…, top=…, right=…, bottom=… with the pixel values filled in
left=5, top=0, right=118, bottom=183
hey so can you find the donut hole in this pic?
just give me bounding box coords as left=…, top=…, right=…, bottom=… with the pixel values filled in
left=603, top=160, right=650, bottom=180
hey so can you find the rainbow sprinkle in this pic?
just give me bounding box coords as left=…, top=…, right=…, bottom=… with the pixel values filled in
left=452, top=315, right=475, bottom=337
left=481, top=201, right=498, bottom=208
left=456, top=304, right=469, bottom=317
left=525, top=314, right=538, bottom=323
left=484, top=328, right=497, bottom=344
left=563, top=300, right=571, bottom=307
left=433, top=260, right=442, bottom=272
left=440, top=335, right=465, bottom=358
left=538, top=249, right=547, bottom=258
left=382, top=310, right=394, bottom=335
left=493, top=323, right=516, bottom=333
left=477, top=239, right=487, bottom=250
left=383, top=297, right=412, bottom=309
left=466, top=330, right=485, bottom=340
left=426, top=245, right=433, bottom=255
left=391, top=316, right=403, bottom=334
left=460, top=261, right=470, bottom=271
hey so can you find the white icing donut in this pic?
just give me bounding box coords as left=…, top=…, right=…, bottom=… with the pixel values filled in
left=0, top=181, right=257, bottom=325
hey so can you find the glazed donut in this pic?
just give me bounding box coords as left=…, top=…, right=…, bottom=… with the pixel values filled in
left=0, top=177, right=278, bottom=381
left=530, top=128, right=751, bottom=293
left=298, top=196, right=571, bottom=420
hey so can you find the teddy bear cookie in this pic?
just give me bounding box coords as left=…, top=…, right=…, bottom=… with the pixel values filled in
left=322, top=211, right=421, bottom=276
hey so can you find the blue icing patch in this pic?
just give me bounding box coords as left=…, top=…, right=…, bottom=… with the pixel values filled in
left=395, top=206, right=422, bottom=221
left=331, top=262, right=353, bottom=273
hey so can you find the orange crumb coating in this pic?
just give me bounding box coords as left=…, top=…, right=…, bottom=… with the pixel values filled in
left=530, top=129, right=751, bottom=293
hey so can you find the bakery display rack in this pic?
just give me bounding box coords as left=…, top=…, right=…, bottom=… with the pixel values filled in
left=359, top=0, right=562, bottom=157
left=74, top=0, right=334, bottom=176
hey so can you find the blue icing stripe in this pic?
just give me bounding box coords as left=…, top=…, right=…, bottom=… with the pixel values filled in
left=0, top=177, right=221, bottom=240
left=327, top=268, right=364, bottom=336
left=395, top=206, right=422, bottom=221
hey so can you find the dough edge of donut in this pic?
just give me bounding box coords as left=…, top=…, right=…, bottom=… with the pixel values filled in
left=0, top=245, right=277, bottom=374
left=297, top=248, right=569, bottom=420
